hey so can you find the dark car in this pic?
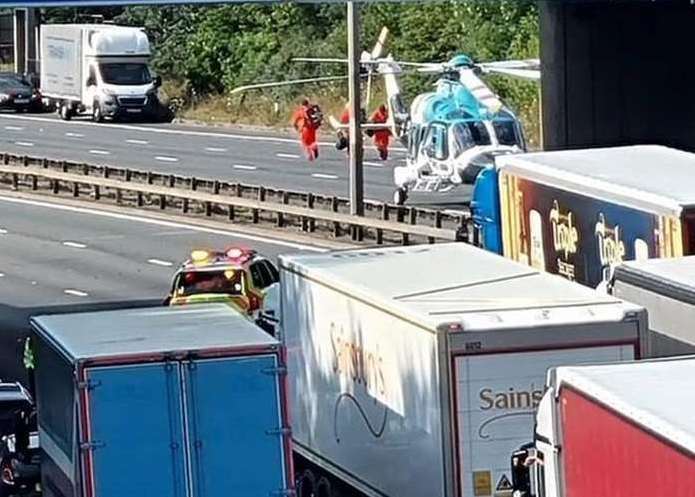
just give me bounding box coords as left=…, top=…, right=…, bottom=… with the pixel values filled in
left=0, top=73, right=42, bottom=113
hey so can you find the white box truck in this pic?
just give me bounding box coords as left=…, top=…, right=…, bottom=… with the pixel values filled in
left=40, top=24, right=161, bottom=122
left=510, top=356, right=695, bottom=497
left=279, top=243, right=648, bottom=497
left=612, top=256, right=695, bottom=356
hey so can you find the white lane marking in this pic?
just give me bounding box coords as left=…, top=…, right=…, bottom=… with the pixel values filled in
left=0, top=195, right=327, bottom=252
left=126, top=139, right=149, bottom=145
left=4, top=125, right=23, bottom=131
left=311, top=173, right=339, bottom=180
left=233, top=164, right=257, bottom=171
left=0, top=228, right=7, bottom=234
left=0, top=114, right=406, bottom=151
left=147, top=258, right=174, bottom=267
left=276, top=153, right=301, bottom=159
left=89, top=149, right=111, bottom=155
left=62, top=241, right=87, bottom=249
left=14, top=141, right=34, bottom=147
left=0, top=273, right=4, bottom=278
left=65, top=132, right=84, bottom=138
left=64, top=289, right=89, bottom=297
left=205, top=147, right=227, bottom=153
left=155, top=156, right=179, bottom=162
left=364, top=161, right=385, bottom=167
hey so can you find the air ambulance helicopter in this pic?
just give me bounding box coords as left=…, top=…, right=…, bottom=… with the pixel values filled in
left=230, top=28, right=540, bottom=205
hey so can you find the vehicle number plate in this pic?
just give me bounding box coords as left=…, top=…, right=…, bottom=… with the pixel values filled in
left=14, top=98, right=29, bottom=104
left=126, top=108, right=142, bottom=113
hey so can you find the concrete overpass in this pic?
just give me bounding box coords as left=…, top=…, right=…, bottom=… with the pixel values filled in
left=541, top=0, right=695, bottom=151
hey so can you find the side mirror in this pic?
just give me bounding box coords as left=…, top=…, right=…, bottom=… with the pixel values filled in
left=510, top=448, right=532, bottom=496
left=153, top=76, right=162, bottom=88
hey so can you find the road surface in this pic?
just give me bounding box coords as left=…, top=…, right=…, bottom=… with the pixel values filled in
left=0, top=113, right=471, bottom=208
left=0, top=193, right=325, bottom=383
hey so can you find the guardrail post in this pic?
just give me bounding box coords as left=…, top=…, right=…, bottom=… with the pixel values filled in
left=381, top=204, right=389, bottom=221
left=116, top=189, right=122, bottom=204
left=52, top=180, right=59, bottom=195
left=137, top=192, right=143, bottom=207
left=401, top=232, right=409, bottom=246
left=277, top=191, right=289, bottom=228
left=228, top=205, right=235, bottom=221
left=213, top=180, right=220, bottom=195
left=159, top=194, right=166, bottom=210
left=191, top=177, right=197, bottom=191
left=331, top=196, right=340, bottom=237
left=147, top=172, right=154, bottom=185
left=376, top=228, right=383, bottom=245
left=23, top=156, right=29, bottom=167
left=83, top=164, right=89, bottom=176
left=182, top=198, right=189, bottom=214
left=168, top=175, right=175, bottom=188
left=94, top=185, right=100, bottom=201
left=396, top=207, right=404, bottom=223
left=72, top=182, right=79, bottom=198
left=103, top=166, right=109, bottom=179
left=302, top=193, right=314, bottom=232
left=11, top=173, right=18, bottom=190
left=61, top=161, right=67, bottom=172
left=253, top=187, right=265, bottom=224
left=41, top=158, right=47, bottom=168
left=409, top=208, right=417, bottom=225
left=2, top=154, right=8, bottom=165
left=434, top=211, right=442, bottom=229
left=31, top=174, right=37, bottom=191
left=125, top=169, right=132, bottom=182
left=205, top=201, right=212, bottom=217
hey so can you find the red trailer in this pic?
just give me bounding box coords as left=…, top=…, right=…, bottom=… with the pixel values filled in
left=511, top=356, right=695, bottom=497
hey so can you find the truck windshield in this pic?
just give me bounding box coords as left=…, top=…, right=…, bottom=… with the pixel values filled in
left=174, top=269, right=245, bottom=297
left=99, top=63, right=152, bottom=85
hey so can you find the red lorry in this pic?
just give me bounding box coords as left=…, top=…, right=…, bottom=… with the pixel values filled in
left=511, top=356, right=695, bottom=497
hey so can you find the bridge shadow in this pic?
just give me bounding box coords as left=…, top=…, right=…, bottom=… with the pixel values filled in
left=0, top=299, right=162, bottom=384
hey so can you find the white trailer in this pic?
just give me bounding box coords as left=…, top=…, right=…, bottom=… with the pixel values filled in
left=279, top=243, right=647, bottom=497
left=612, top=256, right=695, bottom=356
left=40, top=24, right=160, bottom=121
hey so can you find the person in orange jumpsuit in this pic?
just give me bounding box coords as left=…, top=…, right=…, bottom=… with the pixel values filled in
left=292, top=98, right=319, bottom=161
left=370, top=104, right=391, bottom=160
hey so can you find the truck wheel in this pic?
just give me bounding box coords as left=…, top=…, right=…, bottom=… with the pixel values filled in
left=393, top=187, right=408, bottom=205
left=316, top=476, right=340, bottom=497
left=59, top=102, right=72, bottom=121
left=92, top=102, right=104, bottom=123
left=0, top=458, right=14, bottom=497
left=296, top=469, right=316, bottom=497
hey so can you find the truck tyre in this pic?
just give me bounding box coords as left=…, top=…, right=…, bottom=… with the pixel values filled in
left=59, top=102, right=72, bottom=121
left=296, top=469, right=317, bottom=497
left=316, top=476, right=339, bottom=497
left=92, top=102, right=104, bottom=123
left=0, top=458, right=13, bottom=497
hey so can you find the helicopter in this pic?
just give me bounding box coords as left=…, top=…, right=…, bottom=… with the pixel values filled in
left=374, top=54, right=540, bottom=204
left=229, top=28, right=540, bottom=205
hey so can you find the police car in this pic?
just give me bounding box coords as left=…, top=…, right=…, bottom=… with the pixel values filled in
left=164, top=247, right=280, bottom=332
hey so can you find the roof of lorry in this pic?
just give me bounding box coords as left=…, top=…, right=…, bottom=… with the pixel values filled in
left=554, top=357, right=695, bottom=454
left=279, top=243, right=641, bottom=331
left=615, top=256, right=695, bottom=297
left=496, top=145, right=695, bottom=215
left=31, top=304, right=277, bottom=363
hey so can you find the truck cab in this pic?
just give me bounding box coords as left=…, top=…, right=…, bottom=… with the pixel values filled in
left=40, top=25, right=161, bottom=122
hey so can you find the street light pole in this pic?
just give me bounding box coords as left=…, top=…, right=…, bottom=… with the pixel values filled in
left=347, top=1, right=364, bottom=217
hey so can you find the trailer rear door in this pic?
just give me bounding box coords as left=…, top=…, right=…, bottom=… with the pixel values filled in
left=183, top=355, right=288, bottom=497
left=83, top=363, right=187, bottom=497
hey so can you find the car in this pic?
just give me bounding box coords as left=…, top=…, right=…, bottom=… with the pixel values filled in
left=164, top=247, right=280, bottom=333
left=0, top=383, right=39, bottom=497
left=0, top=73, right=42, bottom=113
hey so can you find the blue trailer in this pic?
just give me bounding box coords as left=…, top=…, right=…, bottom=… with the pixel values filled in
left=30, top=304, right=292, bottom=497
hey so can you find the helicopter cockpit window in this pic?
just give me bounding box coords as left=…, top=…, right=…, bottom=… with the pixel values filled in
left=493, top=120, right=522, bottom=147
left=423, top=124, right=448, bottom=160
left=452, top=122, right=491, bottom=157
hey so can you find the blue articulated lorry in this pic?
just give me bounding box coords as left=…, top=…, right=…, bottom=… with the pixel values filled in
left=468, top=145, right=695, bottom=288
left=30, top=304, right=293, bottom=497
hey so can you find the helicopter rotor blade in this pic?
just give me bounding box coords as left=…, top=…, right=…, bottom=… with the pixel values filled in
left=229, top=76, right=350, bottom=95
left=292, top=57, right=349, bottom=64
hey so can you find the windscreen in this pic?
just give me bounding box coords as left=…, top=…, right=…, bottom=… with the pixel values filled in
left=492, top=119, right=522, bottom=147
left=173, top=269, right=245, bottom=296
left=98, top=63, right=151, bottom=85
left=452, top=122, right=492, bottom=157
left=0, top=75, right=30, bottom=88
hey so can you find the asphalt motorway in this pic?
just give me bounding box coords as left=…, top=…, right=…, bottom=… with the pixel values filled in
left=0, top=112, right=471, bottom=208
left=0, top=194, right=326, bottom=384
